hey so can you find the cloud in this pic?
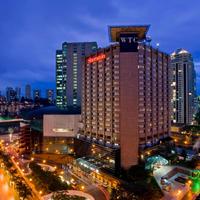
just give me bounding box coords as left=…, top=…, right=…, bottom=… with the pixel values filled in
left=195, top=62, right=200, bottom=67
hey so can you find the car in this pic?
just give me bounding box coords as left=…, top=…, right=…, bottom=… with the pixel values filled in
left=162, top=184, right=171, bottom=192
left=71, top=179, right=77, bottom=186
left=161, top=177, right=169, bottom=185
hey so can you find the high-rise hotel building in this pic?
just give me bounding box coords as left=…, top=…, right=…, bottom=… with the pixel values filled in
left=79, top=26, right=170, bottom=169
left=56, top=42, right=97, bottom=109
left=171, top=49, right=196, bottom=125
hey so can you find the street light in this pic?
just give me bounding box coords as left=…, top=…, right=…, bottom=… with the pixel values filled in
left=3, top=183, right=9, bottom=192
left=177, top=190, right=181, bottom=195
left=81, top=185, right=85, bottom=190
left=70, top=178, right=74, bottom=183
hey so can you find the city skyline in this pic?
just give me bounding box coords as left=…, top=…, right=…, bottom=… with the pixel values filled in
left=0, top=0, right=200, bottom=94
left=0, top=85, right=54, bottom=98
left=0, top=1, right=200, bottom=198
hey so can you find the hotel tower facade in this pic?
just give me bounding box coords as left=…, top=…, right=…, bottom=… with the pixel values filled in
left=78, top=26, right=171, bottom=169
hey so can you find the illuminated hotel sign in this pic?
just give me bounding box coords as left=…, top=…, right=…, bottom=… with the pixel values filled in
left=120, top=33, right=138, bottom=52
left=87, top=54, right=106, bottom=64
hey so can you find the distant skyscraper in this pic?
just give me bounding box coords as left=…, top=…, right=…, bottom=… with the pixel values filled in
left=171, top=49, right=196, bottom=124
left=15, top=87, right=21, bottom=100
left=33, top=89, right=41, bottom=100
left=46, top=89, right=54, bottom=103
left=56, top=42, right=97, bottom=109
left=6, top=87, right=16, bottom=102
left=25, top=84, right=31, bottom=99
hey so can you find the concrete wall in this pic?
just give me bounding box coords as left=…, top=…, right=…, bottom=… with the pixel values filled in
left=120, top=52, right=139, bottom=169
left=43, top=114, right=80, bottom=137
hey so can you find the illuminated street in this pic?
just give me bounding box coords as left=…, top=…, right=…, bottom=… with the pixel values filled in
left=31, top=153, right=109, bottom=200
left=1, top=139, right=107, bottom=200
left=31, top=155, right=108, bottom=200
left=0, top=170, right=16, bottom=200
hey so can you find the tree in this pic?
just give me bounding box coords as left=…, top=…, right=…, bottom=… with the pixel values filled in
left=16, top=180, right=32, bottom=200
left=181, top=149, right=187, bottom=161
left=52, top=192, right=86, bottom=200
left=110, top=186, right=138, bottom=200
left=189, top=170, right=200, bottom=194
left=29, top=162, right=70, bottom=192
left=186, top=157, right=199, bottom=169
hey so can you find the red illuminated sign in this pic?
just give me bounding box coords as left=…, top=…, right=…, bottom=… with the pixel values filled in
left=87, top=54, right=106, bottom=64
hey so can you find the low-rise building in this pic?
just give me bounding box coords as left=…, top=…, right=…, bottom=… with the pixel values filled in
left=19, top=106, right=81, bottom=154
left=171, top=124, right=200, bottom=150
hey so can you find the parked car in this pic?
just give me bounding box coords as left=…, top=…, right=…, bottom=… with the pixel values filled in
left=162, top=184, right=171, bottom=192
left=161, top=177, right=169, bottom=185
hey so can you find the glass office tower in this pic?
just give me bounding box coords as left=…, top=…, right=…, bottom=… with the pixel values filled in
left=56, top=42, right=97, bottom=109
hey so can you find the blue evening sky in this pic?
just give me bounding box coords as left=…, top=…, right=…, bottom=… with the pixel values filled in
left=0, top=0, right=200, bottom=96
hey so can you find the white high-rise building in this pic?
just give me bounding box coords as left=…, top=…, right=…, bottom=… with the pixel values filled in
left=171, top=48, right=196, bottom=124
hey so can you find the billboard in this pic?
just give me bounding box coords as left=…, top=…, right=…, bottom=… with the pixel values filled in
left=87, top=54, right=106, bottom=64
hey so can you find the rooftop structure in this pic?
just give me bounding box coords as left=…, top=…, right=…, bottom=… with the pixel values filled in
left=108, top=25, right=150, bottom=42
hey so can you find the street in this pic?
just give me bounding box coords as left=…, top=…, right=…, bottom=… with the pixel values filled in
left=0, top=169, right=16, bottom=200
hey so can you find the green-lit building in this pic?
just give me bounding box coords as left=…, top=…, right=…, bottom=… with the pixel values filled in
left=56, top=42, right=97, bottom=109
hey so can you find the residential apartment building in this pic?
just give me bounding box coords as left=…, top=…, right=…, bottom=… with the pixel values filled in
left=171, top=49, right=196, bottom=124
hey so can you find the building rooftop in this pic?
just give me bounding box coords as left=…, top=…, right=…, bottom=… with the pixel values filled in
left=108, top=25, right=150, bottom=42
left=171, top=48, right=190, bottom=57
left=0, top=116, right=13, bottom=121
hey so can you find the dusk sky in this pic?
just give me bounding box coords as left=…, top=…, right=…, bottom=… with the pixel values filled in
left=0, top=0, right=200, bottom=96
